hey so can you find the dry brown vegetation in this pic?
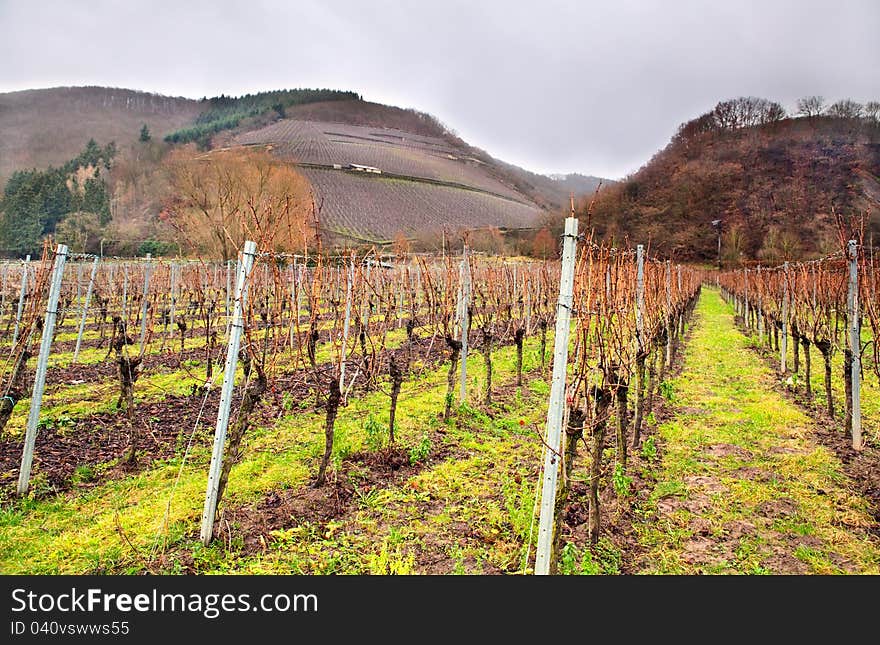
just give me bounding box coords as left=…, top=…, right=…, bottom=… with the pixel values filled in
left=163, top=148, right=316, bottom=259
left=579, top=115, right=880, bottom=263
left=0, top=87, right=201, bottom=186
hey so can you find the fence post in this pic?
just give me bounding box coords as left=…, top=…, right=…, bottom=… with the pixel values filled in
left=11, top=255, right=30, bottom=349
left=122, top=264, right=129, bottom=323
left=169, top=263, right=178, bottom=333
left=297, top=263, right=305, bottom=332
left=17, top=244, right=68, bottom=495
left=138, top=253, right=152, bottom=356
left=200, top=240, right=257, bottom=544
left=73, top=255, right=99, bottom=364
left=288, top=262, right=297, bottom=346
left=781, top=262, right=789, bottom=373
left=665, top=260, right=672, bottom=364
left=397, top=266, right=405, bottom=330
left=225, top=259, right=232, bottom=337
left=0, top=263, right=6, bottom=315
left=340, top=257, right=353, bottom=391
left=534, top=217, right=578, bottom=575
left=458, top=250, right=470, bottom=404
left=525, top=276, right=532, bottom=335
left=847, top=240, right=861, bottom=450
left=636, top=245, right=645, bottom=344
left=756, top=267, right=764, bottom=345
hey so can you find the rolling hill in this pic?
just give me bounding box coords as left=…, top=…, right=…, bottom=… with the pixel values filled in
left=0, top=86, right=202, bottom=185
left=0, top=86, right=607, bottom=252
left=580, top=108, right=880, bottom=263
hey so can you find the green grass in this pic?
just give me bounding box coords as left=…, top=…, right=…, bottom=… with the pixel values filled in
left=737, top=303, right=880, bottom=447
left=635, top=288, right=880, bottom=574
left=0, top=332, right=555, bottom=574
left=4, top=287, right=877, bottom=576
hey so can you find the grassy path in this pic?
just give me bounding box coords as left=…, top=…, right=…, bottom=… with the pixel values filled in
left=634, top=288, right=880, bottom=574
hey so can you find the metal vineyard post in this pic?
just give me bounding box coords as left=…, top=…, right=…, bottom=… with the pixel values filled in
left=17, top=244, right=68, bottom=495
left=200, top=240, right=258, bottom=544
left=534, top=217, right=578, bottom=575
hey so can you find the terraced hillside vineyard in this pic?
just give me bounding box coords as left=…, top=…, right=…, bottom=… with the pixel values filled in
left=0, top=88, right=607, bottom=257
left=234, top=118, right=544, bottom=242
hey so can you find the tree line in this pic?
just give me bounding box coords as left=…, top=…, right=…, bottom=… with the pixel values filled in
left=164, top=88, right=362, bottom=148
left=674, top=95, right=880, bottom=144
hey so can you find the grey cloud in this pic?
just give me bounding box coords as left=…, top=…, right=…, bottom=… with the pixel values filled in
left=1, top=0, right=877, bottom=178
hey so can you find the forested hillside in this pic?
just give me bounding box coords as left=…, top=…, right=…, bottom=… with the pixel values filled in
left=579, top=97, right=880, bottom=263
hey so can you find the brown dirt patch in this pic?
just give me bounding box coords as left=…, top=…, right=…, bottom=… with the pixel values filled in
left=657, top=492, right=711, bottom=515
left=756, top=497, right=798, bottom=519
left=681, top=535, right=734, bottom=567
left=827, top=551, right=857, bottom=572
left=723, top=519, right=756, bottom=540
left=215, top=445, right=418, bottom=553
left=732, top=466, right=774, bottom=482
left=0, top=394, right=216, bottom=497
left=702, top=443, right=753, bottom=460
left=767, top=445, right=808, bottom=456
left=761, top=546, right=811, bottom=574
left=684, top=475, right=727, bottom=494
left=781, top=533, right=823, bottom=550
left=688, top=517, right=713, bottom=536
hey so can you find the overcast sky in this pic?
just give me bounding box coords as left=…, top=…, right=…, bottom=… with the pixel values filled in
left=1, top=0, right=878, bottom=178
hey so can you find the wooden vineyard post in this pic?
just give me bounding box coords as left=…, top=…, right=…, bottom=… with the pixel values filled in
left=458, top=249, right=470, bottom=404
left=296, top=263, right=305, bottom=339
left=534, top=216, right=578, bottom=575
left=757, top=266, right=764, bottom=343
left=0, top=263, right=6, bottom=316
left=169, top=263, right=178, bottom=334
left=781, top=262, right=789, bottom=373
left=138, top=253, right=152, bottom=356
left=415, top=263, right=422, bottom=313
left=288, top=262, right=297, bottom=346
left=11, top=255, right=30, bottom=348
left=525, top=275, right=532, bottom=335
left=17, top=244, right=68, bottom=495
left=677, top=265, right=684, bottom=337
left=73, top=255, right=99, bottom=364
left=200, top=240, right=257, bottom=545
left=122, top=264, right=129, bottom=323
left=636, top=245, right=645, bottom=343
left=340, top=257, right=353, bottom=392
left=397, top=266, right=405, bottom=330
left=847, top=240, right=862, bottom=450
left=665, top=260, right=672, bottom=364
left=361, top=262, right=370, bottom=331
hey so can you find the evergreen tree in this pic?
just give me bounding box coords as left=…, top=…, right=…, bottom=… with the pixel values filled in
left=139, top=124, right=151, bottom=142
left=81, top=177, right=111, bottom=225
left=0, top=139, right=115, bottom=253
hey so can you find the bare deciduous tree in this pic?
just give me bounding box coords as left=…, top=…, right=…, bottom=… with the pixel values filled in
left=863, top=101, right=880, bottom=121
left=163, top=148, right=315, bottom=261
left=826, top=99, right=864, bottom=119
left=797, top=95, right=826, bottom=118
